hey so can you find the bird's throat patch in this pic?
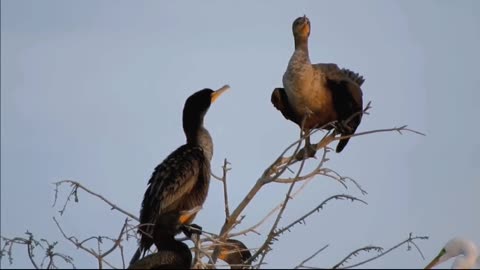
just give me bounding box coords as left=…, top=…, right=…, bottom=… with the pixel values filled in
left=179, top=212, right=195, bottom=224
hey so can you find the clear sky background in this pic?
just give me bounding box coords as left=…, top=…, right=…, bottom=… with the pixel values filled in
left=1, top=0, right=479, bottom=269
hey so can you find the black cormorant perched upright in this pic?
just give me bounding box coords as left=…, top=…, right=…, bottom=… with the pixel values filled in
left=129, top=85, right=230, bottom=266
left=271, top=15, right=364, bottom=154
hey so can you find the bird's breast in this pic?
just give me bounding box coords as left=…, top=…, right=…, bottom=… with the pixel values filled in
left=283, top=65, right=335, bottom=127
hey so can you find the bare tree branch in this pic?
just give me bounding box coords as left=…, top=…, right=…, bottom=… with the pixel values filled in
left=333, top=246, right=384, bottom=269
left=3, top=100, right=429, bottom=270
left=1, top=232, right=75, bottom=269
left=228, top=178, right=313, bottom=238
left=335, top=234, right=429, bottom=269
left=52, top=216, right=129, bottom=269
left=53, top=180, right=139, bottom=222
left=221, top=158, right=231, bottom=219
left=294, top=244, right=329, bottom=269
left=252, top=150, right=309, bottom=266
left=276, top=194, right=368, bottom=237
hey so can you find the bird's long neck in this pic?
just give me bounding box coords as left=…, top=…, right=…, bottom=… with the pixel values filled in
left=294, top=36, right=309, bottom=57
left=290, top=36, right=311, bottom=68
left=453, top=244, right=479, bottom=269
left=153, top=235, right=192, bottom=268
left=183, top=112, right=214, bottom=161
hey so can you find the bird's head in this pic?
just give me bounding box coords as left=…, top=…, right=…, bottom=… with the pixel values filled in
left=184, top=85, right=230, bottom=115
left=425, top=237, right=478, bottom=269
left=292, top=15, right=310, bottom=39
left=207, top=238, right=252, bottom=269
left=182, top=85, right=230, bottom=144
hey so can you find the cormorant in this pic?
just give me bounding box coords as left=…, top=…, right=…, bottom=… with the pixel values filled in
left=128, top=211, right=194, bottom=269
left=130, top=85, right=230, bottom=265
left=271, top=15, right=365, bottom=154
left=217, top=239, right=252, bottom=269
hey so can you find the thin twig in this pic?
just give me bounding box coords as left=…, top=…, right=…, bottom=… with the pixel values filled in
left=53, top=217, right=97, bottom=258
left=228, top=178, right=313, bottom=238
left=332, top=246, right=384, bottom=269
left=294, top=244, right=329, bottom=269
left=1, top=232, right=75, bottom=269
left=252, top=148, right=309, bottom=265
left=26, top=239, right=40, bottom=269
left=221, top=158, right=231, bottom=219
left=276, top=194, right=367, bottom=236
left=338, top=234, right=429, bottom=269
left=209, top=134, right=304, bottom=264
left=99, top=218, right=129, bottom=259
left=53, top=180, right=139, bottom=221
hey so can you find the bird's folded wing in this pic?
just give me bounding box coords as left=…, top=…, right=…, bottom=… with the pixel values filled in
left=143, top=145, right=206, bottom=217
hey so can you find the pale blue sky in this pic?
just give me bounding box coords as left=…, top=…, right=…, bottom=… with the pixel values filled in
left=1, top=1, right=479, bottom=269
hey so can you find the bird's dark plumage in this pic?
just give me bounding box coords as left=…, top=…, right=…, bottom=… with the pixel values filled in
left=130, top=86, right=230, bottom=266
left=218, top=239, right=252, bottom=269
left=129, top=211, right=193, bottom=269
left=271, top=15, right=364, bottom=154
left=128, top=240, right=192, bottom=269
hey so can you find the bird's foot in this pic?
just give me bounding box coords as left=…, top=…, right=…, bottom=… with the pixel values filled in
left=295, top=144, right=317, bottom=160
left=181, top=223, right=202, bottom=239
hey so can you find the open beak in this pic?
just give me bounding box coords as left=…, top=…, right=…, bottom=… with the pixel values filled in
left=211, top=84, right=230, bottom=103
left=425, top=249, right=446, bottom=269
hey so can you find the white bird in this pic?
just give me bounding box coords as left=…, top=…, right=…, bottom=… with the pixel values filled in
left=425, top=237, right=479, bottom=269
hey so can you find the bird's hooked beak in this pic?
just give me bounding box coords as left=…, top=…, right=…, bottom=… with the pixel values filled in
left=425, top=248, right=446, bottom=269
left=211, top=84, right=230, bottom=103
left=302, top=14, right=309, bottom=24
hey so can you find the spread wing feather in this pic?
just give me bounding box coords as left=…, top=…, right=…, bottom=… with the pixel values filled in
left=314, top=63, right=364, bottom=152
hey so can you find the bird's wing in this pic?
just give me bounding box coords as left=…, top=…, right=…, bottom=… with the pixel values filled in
left=313, top=63, right=342, bottom=76
left=330, top=79, right=363, bottom=152
left=314, top=63, right=365, bottom=87
left=271, top=87, right=300, bottom=124
left=313, top=62, right=364, bottom=114
left=140, top=144, right=207, bottom=226
left=314, top=63, right=364, bottom=152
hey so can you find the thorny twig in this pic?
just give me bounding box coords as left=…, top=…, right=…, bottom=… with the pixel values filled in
left=208, top=132, right=305, bottom=264
left=53, top=180, right=139, bottom=222
left=52, top=216, right=130, bottom=269
left=276, top=194, right=368, bottom=237
left=209, top=102, right=425, bottom=266
left=334, top=233, right=429, bottom=269
left=253, top=142, right=309, bottom=266
left=294, top=244, right=329, bottom=269
left=0, top=231, right=75, bottom=269
left=228, top=178, right=313, bottom=238
left=3, top=101, right=428, bottom=269
left=333, top=246, right=384, bottom=269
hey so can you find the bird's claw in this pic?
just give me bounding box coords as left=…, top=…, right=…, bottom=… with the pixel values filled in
left=295, top=144, right=317, bottom=160
left=181, top=223, right=202, bottom=239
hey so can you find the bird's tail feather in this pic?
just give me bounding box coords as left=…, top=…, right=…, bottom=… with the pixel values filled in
left=336, top=137, right=350, bottom=153
left=341, top=68, right=365, bottom=86
left=129, top=248, right=142, bottom=267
